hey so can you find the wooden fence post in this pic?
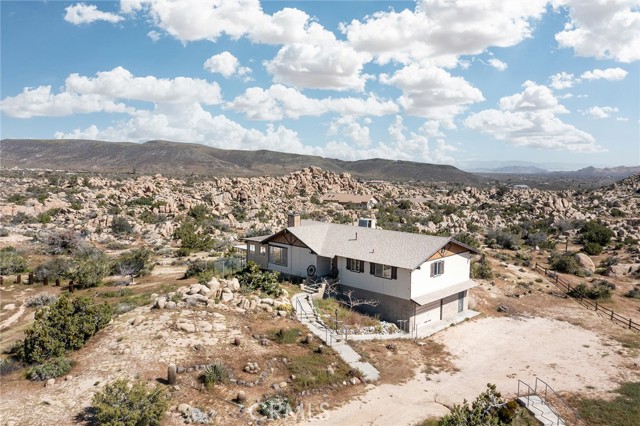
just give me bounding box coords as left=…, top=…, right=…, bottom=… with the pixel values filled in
left=611, top=310, right=614, bottom=321
left=595, top=301, right=598, bottom=311
left=69, top=281, right=74, bottom=293
left=43, top=277, right=49, bottom=286
left=0, top=276, right=3, bottom=286
left=16, top=274, right=21, bottom=285
left=55, top=278, right=61, bottom=287
left=28, top=272, right=34, bottom=285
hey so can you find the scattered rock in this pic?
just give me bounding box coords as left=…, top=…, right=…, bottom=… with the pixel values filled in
left=236, top=390, right=247, bottom=403
left=575, top=253, right=596, bottom=273
left=131, top=315, right=144, bottom=326
left=177, top=322, right=196, bottom=333
left=45, top=378, right=55, bottom=387
left=497, top=305, right=509, bottom=313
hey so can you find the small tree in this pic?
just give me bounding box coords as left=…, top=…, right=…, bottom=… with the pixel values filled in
left=91, top=379, right=168, bottom=426
left=341, top=289, right=380, bottom=311
left=471, top=255, right=493, bottom=279
left=579, top=220, right=613, bottom=252
left=17, top=296, right=112, bottom=364
left=0, top=247, right=28, bottom=275
left=45, top=230, right=82, bottom=255
left=68, top=246, right=110, bottom=289
left=237, top=262, right=282, bottom=297
left=549, top=252, right=581, bottom=275
left=111, top=216, right=133, bottom=235
left=112, top=248, right=153, bottom=284
left=34, top=257, right=70, bottom=282
left=439, top=384, right=516, bottom=426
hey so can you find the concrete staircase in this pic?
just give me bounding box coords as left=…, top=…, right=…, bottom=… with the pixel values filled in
left=517, top=395, right=566, bottom=426
left=292, top=292, right=380, bottom=382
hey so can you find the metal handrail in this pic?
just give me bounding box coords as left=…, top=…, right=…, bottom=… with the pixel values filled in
left=517, top=380, right=561, bottom=426
left=535, top=378, right=589, bottom=426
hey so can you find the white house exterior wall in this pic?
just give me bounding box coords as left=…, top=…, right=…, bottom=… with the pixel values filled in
left=409, top=252, right=471, bottom=299
left=268, top=243, right=317, bottom=278
left=337, top=257, right=411, bottom=299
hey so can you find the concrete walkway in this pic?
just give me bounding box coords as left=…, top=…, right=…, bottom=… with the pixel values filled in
left=292, top=293, right=380, bottom=382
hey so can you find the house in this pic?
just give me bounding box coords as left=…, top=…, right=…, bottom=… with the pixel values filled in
left=320, top=193, right=378, bottom=210
left=245, top=214, right=478, bottom=331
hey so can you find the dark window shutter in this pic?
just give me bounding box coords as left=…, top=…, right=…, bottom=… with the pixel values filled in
left=359, top=261, right=365, bottom=273
left=430, top=263, right=435, bottom=277
left=391, top=267, right=397, bottom=279
left=370, top=262, right=375, bottom=275
left=346, top=258, right=352, bottom=270
left=441, top=261, right=445, bottom=274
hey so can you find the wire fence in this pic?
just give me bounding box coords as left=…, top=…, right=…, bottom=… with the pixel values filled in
left=534, top=263, right=639, bottom=332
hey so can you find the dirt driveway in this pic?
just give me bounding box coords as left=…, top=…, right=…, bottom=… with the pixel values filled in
left=301, top=316, right=637, bottom=425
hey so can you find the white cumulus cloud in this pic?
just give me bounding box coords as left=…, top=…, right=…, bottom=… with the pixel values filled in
left=204, top=52, right=251, bottom=79
left=580, top=67, right=628, bottom=81
left=380, top=64, right=484, bottom=121
left=64, top=3, right=124, bottom=24
left=488, top=58, right=508, bottom=71
left=465, top=81, right=604, bottom=152
left=0, top=67, right=222, bottom=118
left=583, top=105, right=619, bottom=119
left=549, top=72, right=575, bottom=90
left=228, top=84, right=398, bottom=120
left=554, top=0, right=640, bottom=62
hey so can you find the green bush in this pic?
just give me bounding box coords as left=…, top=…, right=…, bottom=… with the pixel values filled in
left=91, top=379, right=169, bottom=426
left=184, top=259, right=216, bottom=278
left=568, top=281, right=613, bottom=300
left=173, top=219, right=215, bottom=252
left=0, top=228, right=9, bottom=237
left=17, top=296, right=112, bottom=364
left=200, top=362, right=229, bottom=387
left=439, top=384, right=514, bottom=426
left=237, top=262, right=282, bottom=297
left=68, top=246, right=110, bottom=289
left=112, top=248, right=154, bottom=280
left=549, top=252, right=581, bottom=275
left=26, top=357, right=72, bottom=381
left=34, top=257, right=71, bottom=282
left=485, top=229, right=519, bottom=250
left=610, top=208, right=626, bottom=217
left=111, top=216, right=133, bottom=235
left=625, top=286, right=640, bottom=299
left=259, top=395, right=292, bottom=420
left=579, top=220, right=613, bottom=248
left=45, top=230, right=82, bottom=255
left=471, top=255, right=493, bottom=279
left=188, top=204, right=210, bottom=222
left=0, top=247, right=28, bottom=275
left=583, top=241, right=603, bottom=255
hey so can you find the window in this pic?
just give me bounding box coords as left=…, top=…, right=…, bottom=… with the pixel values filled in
left=346, top=258, right=364, bottom=273
left=370, top=262, right=397, bottom=279
left=249, top=244, right=256, bottom=253
left=259, top=246, right=267, bottom=255
left=269, top=246, right=288, bottom=266
left=431, top=260, right=445, bottom=277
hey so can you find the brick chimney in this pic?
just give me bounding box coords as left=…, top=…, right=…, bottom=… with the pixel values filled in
left=287, top=212, right=301, bottom=227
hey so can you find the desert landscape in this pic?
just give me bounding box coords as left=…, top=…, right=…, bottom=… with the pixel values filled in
left=0, top=161, right=638, bottom=426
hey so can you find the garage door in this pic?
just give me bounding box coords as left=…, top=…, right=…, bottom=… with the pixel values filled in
left=414, top=300, right=441, bottom=325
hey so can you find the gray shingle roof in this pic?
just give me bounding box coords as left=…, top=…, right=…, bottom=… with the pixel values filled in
left=265, top=220, right=470, bottom=270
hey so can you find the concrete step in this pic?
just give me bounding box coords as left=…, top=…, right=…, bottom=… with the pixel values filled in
left=517, top=396, right=566, bottom=426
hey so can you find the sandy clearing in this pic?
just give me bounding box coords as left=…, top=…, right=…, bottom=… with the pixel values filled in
left=0, top=303, right=26, bottom=330
left=301, top=316, right=635, bottom=426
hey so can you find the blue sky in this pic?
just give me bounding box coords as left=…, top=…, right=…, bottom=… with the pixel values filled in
left=1, top=0, right=639, bottom=169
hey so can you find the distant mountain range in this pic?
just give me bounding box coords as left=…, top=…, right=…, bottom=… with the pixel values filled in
left=0, top=139, right=484, bottom=184
left=1, top=139, right=637, bottom=185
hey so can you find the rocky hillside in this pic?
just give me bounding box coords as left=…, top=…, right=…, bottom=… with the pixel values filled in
left=0, top=139, right=484, bottom=184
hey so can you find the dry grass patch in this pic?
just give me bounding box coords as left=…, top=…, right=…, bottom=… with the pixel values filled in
left=349, top=339, right=455, bottom=385
left=315, top=297, right=380, bottom=330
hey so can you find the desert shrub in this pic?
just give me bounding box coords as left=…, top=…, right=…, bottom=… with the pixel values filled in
left=112, top=248, right=154, bottom=281
left=0, top=358, right=22, bottom=377
left=485, top=229, right=519, bottom=250
left=0, top=247, right=28, bottom=275
left=270, top=327, right=301, bottom=344
left=111, top=215, right=133, bottom=235
left=579, top=220, right=612, bottom=248
left=625, top=286, right=640, bottom=299
left=138, top=210, right=158, bottom=224
left=568, top=281, right=613, bottom=300
left=439, top=384, right=515, bottom=426
left=45, top=230, right=82, bottom=254
left=524, top=232, right=555, bottom=249
left=25, top=357, right=72, bottom=381
left=34, top=257, right=71, bottom=282
left=173, top=219, right=215, bottom=252
left=453, top=232, right=478, bottom=248
left=176, top=247, right=191, bottom=257
left=237, top=262, right=282, bottom=297
left=7, top=193, right=28, bottom=205
left=68, top=246, right=110, bottom=288
left=188, top=204, right=210, bottom=222
left=0, top=228, right=9, bottom=237
left=25, top=292, right=58, bottom=307
left=610, top=208, right=626, bottom=217
left=91, top=379, right=168, bottom=426
left=471, top=255, right=493, bottom=279
left=398, top=199, right=412, bottom=210
left=549, top=252, right=581, bottom=275
left=583, top=241, right=603, bottom=255
left=17, top=296, right=112, bottom=364
left=184, top=259, right=216, bottom=278
left=126, top=196, right=155, bottom=207
left=200, top=362, right=229, bottom=387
